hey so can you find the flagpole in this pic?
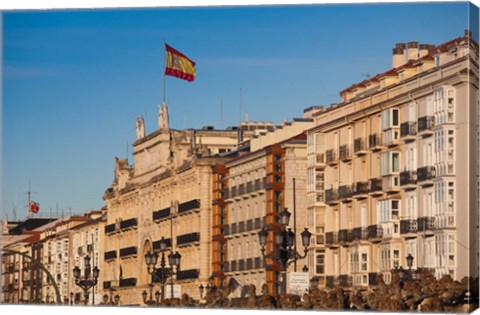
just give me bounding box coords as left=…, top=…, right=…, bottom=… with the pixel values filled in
left=163, top=40, right=166, bottom=105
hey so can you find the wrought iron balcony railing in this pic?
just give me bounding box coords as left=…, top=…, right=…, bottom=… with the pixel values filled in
left=351, top=227, right=368, bottom=240
left=120, top=218, right=137, bottom=230
left=418, top=116, right=435, bottom=133
left=338, top=185, right=353, bottom=199
left=368, top=133, right=383, bottom=150
left=104, top=250, right=117, bottom=260
left=326, top=149, right=337, bottom=164
left=367, top=224, right=383, bottom=239
left=153, top=207, right=171, bottom=221
left=338, top=229, right=352, bottom=243
left=325, top=232, right=339, bottom=245
left=368, top=178, right=383, bottom=193
left=354, top=138, right=367, bottom=154
left=177, top=232, right=200, bottom=246
left=119, top=246, right=137, bottom=258
left=178, top=199, right=201, bottom=214
left=352, top=181, right=369, bottom=196
left=400, top=121, right=417, bottom=138
left=176, top=269, right=200, bottom=280
left=400, top=219, right=418, bottom=234
left=400, top=170, right=417, bottom=186
left=417, top=166, right=436, bottom=182
left=119, top=278, right=137, bottom=287
left=339, top=144, right=352, bottom=160
left=417, top=216, right=436, bottom=231
left=325, top=188, right=339, bottom=203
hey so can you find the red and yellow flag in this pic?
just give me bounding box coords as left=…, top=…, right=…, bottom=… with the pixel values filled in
left=165, top=44, right=196, bottom=82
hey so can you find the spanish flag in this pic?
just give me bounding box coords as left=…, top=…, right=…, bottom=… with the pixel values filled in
left=165, top=43, right=196, bottom=82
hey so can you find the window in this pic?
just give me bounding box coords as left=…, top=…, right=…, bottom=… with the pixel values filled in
left=315, top=250, right=325, bottom=274
left=381, top=108, right=400, bottom=131
left=378, top=199, right=400, bottom=223
left=380, top=151, right=400, bottom=176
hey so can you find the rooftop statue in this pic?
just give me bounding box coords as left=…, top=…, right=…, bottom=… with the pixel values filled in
left=158, top=103, right=169, bottom=129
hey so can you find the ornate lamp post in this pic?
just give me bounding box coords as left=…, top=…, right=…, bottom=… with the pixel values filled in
left=102, top=288, right=120, bottom=306
left=144, top=237, right=182, bottom=304
left=142, top=283, right=161, bottom=306
left=72, top=255, right=100, bottom=305
left=167, top=251, right=181, bottom=298
left=258, top=208, right=312, bottom=294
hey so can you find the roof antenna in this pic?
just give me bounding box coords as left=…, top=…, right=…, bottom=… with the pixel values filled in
left=220, top=99, right=224, bottom=129
left=239, top=88, right=243, bottom=124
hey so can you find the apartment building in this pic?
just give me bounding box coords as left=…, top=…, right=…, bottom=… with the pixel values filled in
left=211, top=117, right=314, bottom=296
left=307, top=31, right=479, bottom=289
left=69, top=211, right=105, bottom=305
left=101, top=107, right=273, bottom=304
left=1, top=218, right=57, bottom=303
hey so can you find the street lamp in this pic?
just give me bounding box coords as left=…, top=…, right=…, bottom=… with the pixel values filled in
left=143, top=237, right=181, bottom=304
left=102, top=288, right=120, bottom=306
left=258, top=208, right=312, bottom=294
left=406, top=253, right=414, bottom=270
left=142, top=283, right=161, bottom=306
left=72, top=255, right=100, bottom=305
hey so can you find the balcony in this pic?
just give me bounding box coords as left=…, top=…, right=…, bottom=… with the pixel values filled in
left=354, top=138, right=368, bottom=156
left=338, top=185, right=353, bottom=202
left=325, top=232, right=339, bottom=247
left=352, top=181, right=369, bottom=199
left=417, top=166, right=436, bottom=186
left=325, top=188, right=339, bottom=204
left=400, top=170, right=417, bottom=189
left=368, top=133, right=383, bottom=151
left=418, top=116, right=435, bottom=137
left=119, top=246, right=137, bottom=258
left=339, top=144, right=352, bottom=162
left=119, top=278, right=137, bottom=287
left=178, top=199, right=201, bottom=214
left=105, top=224, right=116, bottom=234
left=400, top=219, right=418, bottom=235
left=351, top=227, right=368, bottom=241
left=338, top=229, right=352, bottom=244
left=176, top=269, right=199, bottom=280
left=177, top=232, right=200, bottom=247
left=368, top=178, right=383, bottom=196
left=153, top=207, right=171, bottom=221
left=367, top=225, right=383, bottom=241
left=120, top=218, right=137, bottom=231
left=400, top=121, right=417, bottom=142
left=417, top=217, right=436, bottom=231
left=104, top=250, right=117, bottom=261
left=325, top=149, right=338, bottom=166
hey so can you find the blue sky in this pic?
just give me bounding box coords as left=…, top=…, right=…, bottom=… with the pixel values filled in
left=2, top=2, right=475, bottom=219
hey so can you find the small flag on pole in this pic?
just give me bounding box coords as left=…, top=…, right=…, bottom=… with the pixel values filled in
left=29, top=201, right=40, bottom=214
left=165, top=43, right=196, bottom=82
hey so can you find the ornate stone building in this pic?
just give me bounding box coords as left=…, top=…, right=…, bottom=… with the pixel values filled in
left=101, top=105, right=273, bottom=304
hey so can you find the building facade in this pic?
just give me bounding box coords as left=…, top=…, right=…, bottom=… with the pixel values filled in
left=211, top=117, right=314, bottom=296
left=307, top=31, right=479, bottom=289
left=101, top=108, right=272, bottom=304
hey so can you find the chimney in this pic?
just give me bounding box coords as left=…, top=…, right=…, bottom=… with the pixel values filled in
left=407, top=42, right=419, bottom=61
left=245, top=111, right=249, bottom=122
left=419, top=44, right=431, bottom=58
left=392, top=43, right=406, bottom=68
left=465, top=29, right=472, bottom=37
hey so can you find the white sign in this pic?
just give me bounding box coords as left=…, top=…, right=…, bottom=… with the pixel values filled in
left=288, top=272, right=310, bottom=296
left=164, top=284, right=182, bottom=298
